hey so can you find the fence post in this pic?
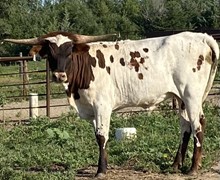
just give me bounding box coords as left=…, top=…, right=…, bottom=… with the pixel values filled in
left=19, top=52, right=23, bottom=79
left=22, top=60, right=29, bottom=97
left=46, top=60, right=50, bottom=118
left=19, top=52, right=29, bottom=98
left=29, top=93, right=38, bottom=118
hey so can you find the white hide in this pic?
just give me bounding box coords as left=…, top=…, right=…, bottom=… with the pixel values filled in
left=45, top=34, right=72, bottom=47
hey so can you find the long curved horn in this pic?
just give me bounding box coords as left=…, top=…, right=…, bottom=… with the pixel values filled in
left=4, top=33, right=118, bottom=45
left=4, top=37, right=44, bottom=45
left=71, top=33, right=118, bottom=44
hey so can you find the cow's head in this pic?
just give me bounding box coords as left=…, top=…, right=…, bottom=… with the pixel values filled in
left=4, top=32, right=116, bottom=83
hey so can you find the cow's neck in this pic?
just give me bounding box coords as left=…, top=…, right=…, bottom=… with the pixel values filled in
left=66, top=52, right=95, bottom=100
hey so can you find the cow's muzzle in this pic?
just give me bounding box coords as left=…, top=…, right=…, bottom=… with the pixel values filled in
left=52, top=72, right=67, bottom=83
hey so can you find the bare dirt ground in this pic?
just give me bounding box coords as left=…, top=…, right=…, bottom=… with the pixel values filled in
left=75, top=165, right=220, bottom=180
left=0, top=96, right=219, bottom=179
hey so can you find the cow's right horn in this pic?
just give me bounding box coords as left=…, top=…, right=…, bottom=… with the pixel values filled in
left=4, top=37, right=44, bottom=45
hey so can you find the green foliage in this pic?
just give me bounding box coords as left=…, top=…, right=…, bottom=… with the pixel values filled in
left=0, top=105, right=219, bottom=178
left=1, top=0, right=220, bottom=55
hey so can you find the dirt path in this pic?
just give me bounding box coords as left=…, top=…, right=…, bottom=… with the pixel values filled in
left=0, top=98, right=70, bottom=122
left=75, top=164, right=220, bottom=180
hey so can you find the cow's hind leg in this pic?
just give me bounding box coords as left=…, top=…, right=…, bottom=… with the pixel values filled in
left=184, top=97, right=206, bottom=175
left=93, top=104, right=112, bottom=177
left=189, top=111, right=206, bottom=175
left=173, top=100, right=191, bottom=172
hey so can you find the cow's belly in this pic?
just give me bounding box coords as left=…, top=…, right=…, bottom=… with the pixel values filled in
left=112, top=91, right=173, bottom=111
left=111, top=73, right=175, bottom=111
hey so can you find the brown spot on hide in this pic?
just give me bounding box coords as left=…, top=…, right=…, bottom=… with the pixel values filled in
left=130, top=52, right=135, bottom=58
left=130, top=58, right=139, bottom=72
left=130, top=58, right=135, bottom=64
left=196, top=55, right=204, bottom=71
left=110, top=55, right=114, bottom=63
left=130, top=51, right=141, bottom=58
left=143, top=48, right=149, bottom=53
left=197, top=59, right=203, bottom=66
left=138, top=73, right=143, bottom=80
left=103, top=44, right=107, bottom=48
left=192, top=68, right=196, bottom=72
left=120, top=58, right=125, bottom=66
left=199, top=55, right=204, bottom=61
left=106, top=66, right=110, bottom=74
left=135, top=63, right=139, bottom=72
left=140, top=58, right=145, bottom=64
left=91, top=57, right=96, bottom=67
left=134, top=51, right=140, bottom=58
left=115, top=44, right=119, bottom=50
left=96, top=50, right=105, bottom=68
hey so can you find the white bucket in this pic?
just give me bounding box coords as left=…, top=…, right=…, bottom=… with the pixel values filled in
left=115, top=127, right=137, bottom=140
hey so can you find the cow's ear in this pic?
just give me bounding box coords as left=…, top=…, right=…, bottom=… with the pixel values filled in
left=73, top=43, right=90, bottom=53
left=29, top=45, right=48, bottom=57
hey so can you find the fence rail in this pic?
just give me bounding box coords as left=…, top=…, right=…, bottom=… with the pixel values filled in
left=0, top=56, right=55, bottom=123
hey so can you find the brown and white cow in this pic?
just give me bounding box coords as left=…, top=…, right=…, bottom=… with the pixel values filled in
left=4, top=31, right=219, bottom=177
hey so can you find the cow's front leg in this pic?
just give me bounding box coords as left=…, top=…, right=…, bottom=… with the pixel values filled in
left=93, top=105, right=112, bottom=177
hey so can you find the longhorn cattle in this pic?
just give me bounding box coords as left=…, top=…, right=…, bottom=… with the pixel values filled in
left=4, top=31, right=219, bottom=177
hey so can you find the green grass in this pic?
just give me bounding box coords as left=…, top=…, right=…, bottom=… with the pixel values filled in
left=0, top=103, right=219, bottom=179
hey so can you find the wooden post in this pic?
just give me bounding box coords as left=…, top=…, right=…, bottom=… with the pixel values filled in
left=46, top=60, right=50, bottom=118
left=19, top=52, right=23, bottom=79
left=22, top=60, right=29, bottom=97
left=29, top=93, right=38, bottom=118
left=19, top=52, right=29, bottom=97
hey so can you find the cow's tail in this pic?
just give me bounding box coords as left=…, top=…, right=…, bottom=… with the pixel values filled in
left=202, top=34, right=219, bottom=102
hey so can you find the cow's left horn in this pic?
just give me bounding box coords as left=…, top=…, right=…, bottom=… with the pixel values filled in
left=4, top=37, right=44, bottom=45
left=71, top=34, right=118, bottom=44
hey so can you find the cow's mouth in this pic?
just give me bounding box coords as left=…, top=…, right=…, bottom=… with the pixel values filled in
left=52, top=72, right=68, bottom=83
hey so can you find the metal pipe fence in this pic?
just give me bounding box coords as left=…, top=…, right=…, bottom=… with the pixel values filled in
left=0, top=56, right=69, bottom=123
